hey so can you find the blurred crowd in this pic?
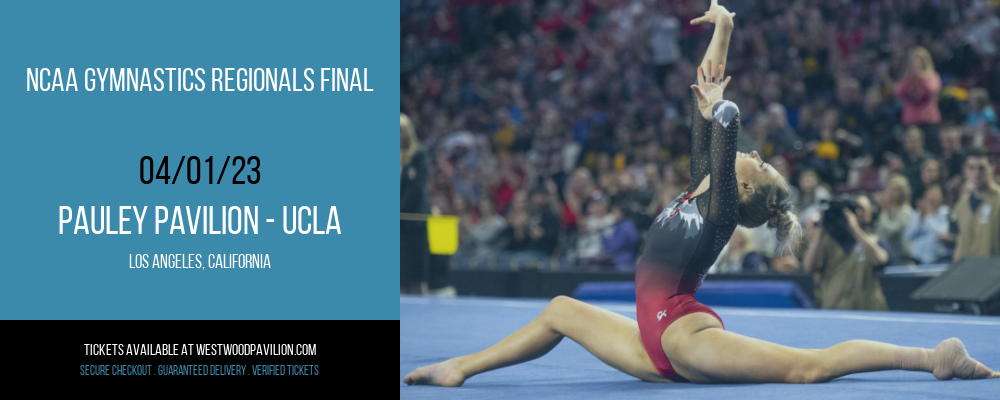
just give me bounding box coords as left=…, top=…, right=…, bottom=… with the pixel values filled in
left=400, top=0, right=1000, bottom=273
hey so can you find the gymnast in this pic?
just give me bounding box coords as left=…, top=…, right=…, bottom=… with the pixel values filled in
left=403, top=1, right=999, bottom=385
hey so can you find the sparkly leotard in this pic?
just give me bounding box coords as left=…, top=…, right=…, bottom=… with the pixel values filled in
left=635, top=94, right=741, bottom=382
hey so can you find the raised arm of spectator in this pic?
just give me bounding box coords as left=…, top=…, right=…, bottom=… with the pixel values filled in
left=951, top=211, right=966, bottom=262
left=834, top=128, right=864, bottom=148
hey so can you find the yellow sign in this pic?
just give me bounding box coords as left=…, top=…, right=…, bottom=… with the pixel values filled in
left=426, top=215, right=459, bottom=255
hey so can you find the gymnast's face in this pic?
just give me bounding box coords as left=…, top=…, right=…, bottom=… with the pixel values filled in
left=734, top=150, right=780, bottom=198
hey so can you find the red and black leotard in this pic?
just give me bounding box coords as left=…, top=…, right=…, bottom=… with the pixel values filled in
left=635, top=95, right=741, bottom=382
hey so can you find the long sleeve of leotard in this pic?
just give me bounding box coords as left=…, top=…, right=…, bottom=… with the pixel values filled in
left=689, top=87, right=713, bottom=184
left=704, top=100, right=741, bottom=227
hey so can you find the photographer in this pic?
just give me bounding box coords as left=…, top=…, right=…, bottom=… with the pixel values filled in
left=952, top=147, right=1000, bottom=261
left=803, top=194, right=890, bottom=311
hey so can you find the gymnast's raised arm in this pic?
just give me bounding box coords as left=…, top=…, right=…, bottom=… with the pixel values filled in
left=691, top=0, right=735, bottom=85
left=687, top=1, right=735, bottom=183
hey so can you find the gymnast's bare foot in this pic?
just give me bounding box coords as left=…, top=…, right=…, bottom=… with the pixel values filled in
left=931, top=338, right=1000, bottom=380
left=403, top=358, right=466, bottom=387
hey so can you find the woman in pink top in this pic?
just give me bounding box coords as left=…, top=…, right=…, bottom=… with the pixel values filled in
left=894, top=47, right=941, bottom=154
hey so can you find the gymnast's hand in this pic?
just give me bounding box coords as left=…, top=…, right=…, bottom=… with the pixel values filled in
left=690, top=59, right=732, bottom=120
left=690, top=0, right=736, bottom=28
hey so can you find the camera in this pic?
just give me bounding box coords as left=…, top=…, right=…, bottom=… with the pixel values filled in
left=818, top=197, right=859, bottom=242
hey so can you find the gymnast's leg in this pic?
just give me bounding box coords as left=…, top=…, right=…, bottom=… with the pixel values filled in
left=402, top=296, right=667, bottom=386
left=665, top=313, right=1000, bottom=384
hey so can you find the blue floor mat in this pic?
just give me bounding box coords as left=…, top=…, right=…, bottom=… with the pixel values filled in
left=400, top=295, right=1000, bottom=399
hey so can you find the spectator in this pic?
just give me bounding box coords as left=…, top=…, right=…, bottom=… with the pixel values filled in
left=939, top=125, right=966, bottom=204
left=763, top=103, right=801, bottom=157
left=875, top=174, right=914, bottom=264
left=508, top=189, right=530, bottom=215
left=576, top=193, right=617, bottom=270
left=915, top=158, right=945, bottom=202
left=498, top=206, right=548, bottom=269
left=952, top=148, right=1000, bottom=261
left=492, top=108, right=521, bottom=158
left=638, top=163, right=661, bottom=192
left=562, top=167, right=594, bottom=233
left=612, top=170, right=656, bottom=231
left=527, top=188, right=562, bottom=258
left=904, top=185, right=951, bottom=264
left=601, top=200, right=641, bottom=272
left=939, top=125, right=965, bottom=178
left=647, top=1, right=681, bottom=91
left=529, top=108, right=566, bottom=179
left=835, top=78, right=865, bottom=136
left=745, top=222, right=779, bottom=258
left=900, top=126, right=932, bottom=194
left=401, top=113, right=431, bottom=294
left=491, top=155, right=527, bottom=215
left=647, top=164, right=685, bottom=218
left=894, top=46, right=941, bottom=154
left=793, top=168, right=831, bottom=223
left=859, top=86, right=898, bottom=165
left=709, top=226, right=767, bottom=274
left=769, top=251, right=802, bottom=274
left=804, top=109, right=862, bottom=184
left=461, top=197, right=507, bottom=266
left=964, top=3, right=1000, bottom=57
left=804, top=193, right=890, bottom=311
left=966, top=88, right=998, bottom=138
left=768, top=155, right=792, bottom=182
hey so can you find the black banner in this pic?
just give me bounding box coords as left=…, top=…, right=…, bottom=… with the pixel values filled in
left=7, top=321, right=356, bottom=383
